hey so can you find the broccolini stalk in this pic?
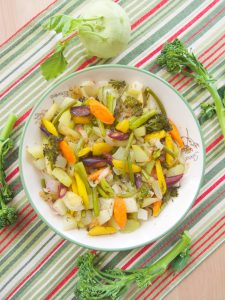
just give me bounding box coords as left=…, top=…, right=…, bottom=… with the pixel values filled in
left=129, top=110, right=157, bottom=130
left=75, top=231, right=191, bottom=300
left=157, top=38, right=225, bottom=140
left=0, top=115, right=18, bottom=229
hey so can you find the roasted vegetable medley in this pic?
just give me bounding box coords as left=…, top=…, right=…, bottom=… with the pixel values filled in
left=27, top=79, right=186, bottom=235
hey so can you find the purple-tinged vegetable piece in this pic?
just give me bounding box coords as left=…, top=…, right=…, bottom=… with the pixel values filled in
left=102, top=153, right=113, bottom=166
left=108, top=130, right=129, bottom=140
left=58, top=184, right=67, bottom=198
left=70, top=106, right=90, bottom=116
left=134, top=173, right=142, bottom=189
left=40, top=126, right=62, bottom=141
left=166, top=174, right=183, bottom=187
left=82, top=157, right=107, bottom=168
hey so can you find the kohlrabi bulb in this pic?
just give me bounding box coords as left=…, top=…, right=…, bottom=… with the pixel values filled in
left=79, top=0, right=131, bottom=58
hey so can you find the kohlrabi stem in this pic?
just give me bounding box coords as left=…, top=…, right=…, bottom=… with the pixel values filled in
left=207, top=83, right=225, bottom=141
left=0, top=115, right=17, bottom=142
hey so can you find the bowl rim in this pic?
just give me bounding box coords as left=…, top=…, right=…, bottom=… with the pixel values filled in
left=19, top=64, right=206, bottom=251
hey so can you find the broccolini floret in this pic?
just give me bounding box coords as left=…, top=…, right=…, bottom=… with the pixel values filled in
left=43, top=136, right=60, bottom=166
left=0, top=115, right=18, bottom=228
left=123, top=96, right=143, bottom=116
left=74, top=231, right=191, bottom=299
left=109, top=79, right=126, bottom=90
left=157, top=38, right=225, bottom=140
left=145, top=113, right=172, bottom=133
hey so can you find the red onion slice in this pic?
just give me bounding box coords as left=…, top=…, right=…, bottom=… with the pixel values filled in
left=166, top=174, right=183, bottom=187
left=70, top=106, right=90, bottom=116
left=108, top=130, right=129, bottom=140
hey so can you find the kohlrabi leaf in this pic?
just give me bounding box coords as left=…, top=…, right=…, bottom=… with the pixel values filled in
left=43, top=14, right=82, bottom=37
left=40, top=43, right=68, bottom=80
left=170, top=247, right=190, bottom=273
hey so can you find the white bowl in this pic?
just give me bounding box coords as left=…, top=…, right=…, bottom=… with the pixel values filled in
left=19, top=65, right=205, bottom=251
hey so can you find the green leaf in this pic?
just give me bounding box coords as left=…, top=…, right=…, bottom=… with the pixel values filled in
left=198, top=102, right=216, bottom=124
left=43, top=14, right=81, bottom=37
left=170, top=247, right=190, bottom=273
left=218, top=84, right=225, bottom=105
left=40, top=48, right=68, bottom=81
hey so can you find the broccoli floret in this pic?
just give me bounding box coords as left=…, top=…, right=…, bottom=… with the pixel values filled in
left=0, top=193, right=18, bottom=229
left=138, top=183, right=152, bottom=198
left=123, top=96, right=143, bottom=116
left=145, top=114, right=172, bottom=133
left=43, top=136, right=59, bottom=166
left=109, top=79, right=126, bottom=90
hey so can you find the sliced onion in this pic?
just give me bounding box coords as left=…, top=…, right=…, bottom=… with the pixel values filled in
left=58, top=184, right=68, bottom=198
left=166, top=174, right=183, bottom=187
left=45, top=178, right=60, bottom=194
left=152, top=180, right=162, bottom=200
left=167, top=164, right=185, bottom=177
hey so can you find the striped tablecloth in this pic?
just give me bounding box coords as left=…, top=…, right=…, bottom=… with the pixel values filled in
left=1, top=0, right=225, bottom=299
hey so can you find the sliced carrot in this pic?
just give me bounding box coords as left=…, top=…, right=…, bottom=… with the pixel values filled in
left=113, top=197, right=127, bottom=229
left=152, top=200, right=162, bottom=217
left=169, top=119, right=184, bottom=149
left=59, top=140, right=76, bottom=164
left=88, top=168, right=107, bottom=181
left=89, top=99, right=115, bottom=124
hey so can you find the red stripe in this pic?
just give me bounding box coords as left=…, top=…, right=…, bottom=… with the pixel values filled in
left=201, top=42, right=225, bottom=64
left=131, top=0, right=169, bottom=30
left=44, top=266, right=78, bottom=300
left=206, top=135, right=223, bottom=152
left=136, top=215, right=225, bottom=300
left=205, top=48, right=225, bottom=68
left=0, top=209, right=34, bottom=245
left=0, top=0, right=58, bottom=47
left=14, top=108, right=32, bottom=128
left=194, top=174, right=225, bottom=206
left=135, top=0, right=220, bottom=67
left=5, top=240, right=65, bottom=300
left=0, top=214, right=37, bottom=254
left=1, top=0, right=165, bottom=99
left=0, top=203, right=30, bottom=236
left=198, top=34, right=225, bottom=59
left=151, top=228, right=225, bottom=299
left=76, top=56, right=97, bottom=71
left=184, top=6, right=225, bottom=44
left=0, top=51, right=54, bottom=98
left=5, top=167, right=19, bottom=182
left=13, top=182, right=22, bottom=191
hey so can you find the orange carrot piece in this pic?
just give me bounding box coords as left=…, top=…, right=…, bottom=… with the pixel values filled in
left=88, top=168, right=107, bottom=181
left=59, top=140, right=76, bottom=164
left=152, top=200, right=162, bottom=217
left=169, top=119, right=184, bottom=149
left=113, top=197, right=127, bottom=229
left=89, top=99, right=115, bottom=124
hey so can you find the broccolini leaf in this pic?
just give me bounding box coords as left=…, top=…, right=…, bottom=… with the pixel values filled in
left=198, top=102, right=216, bottom=124
left=171, top=247, right=190, bottom=272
